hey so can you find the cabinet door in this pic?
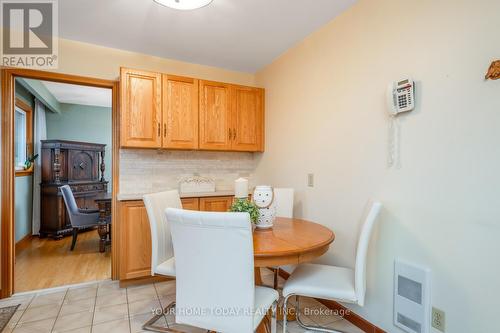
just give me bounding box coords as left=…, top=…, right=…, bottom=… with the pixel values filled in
left=119, top=201, right=152, bottom=280
left=163, top=75, right=199, bottom=149
left=181, top=198, right=199, bottom=211
left=68, top=151, right=99, bottom=181
left=231, top=86, right=264, bottom=152
left=199, top=80, right=232, bottom=150
left=120, top=68, right=162, bottom=148
left=199, top=196, right=234, bottom=212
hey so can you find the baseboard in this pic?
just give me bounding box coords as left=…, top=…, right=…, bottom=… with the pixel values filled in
left=15, top=234, right=33, bottom=252
left=13, top=279, right=107, bottom=297
left=278, top=269, right=386, bottom=333
left=119, top=275, right=174, bottom=288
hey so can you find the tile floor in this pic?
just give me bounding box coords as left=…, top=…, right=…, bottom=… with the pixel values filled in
left=0, top=270, right=362, bottom=333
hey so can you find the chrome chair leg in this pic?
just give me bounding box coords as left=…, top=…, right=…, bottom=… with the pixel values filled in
left=282, top=295, right=291, bottom=333
left=142, top=301, right=182, bottom=333
left=271, top=300, right=278, bottom=333
left=294, top=296, right=347, bottom=333
left=273, top=268, right=279, bottom=289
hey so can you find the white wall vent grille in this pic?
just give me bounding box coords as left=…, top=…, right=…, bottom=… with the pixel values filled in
left=394, top=260, right=431, bottom=333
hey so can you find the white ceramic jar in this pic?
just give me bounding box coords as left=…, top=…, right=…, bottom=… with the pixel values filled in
left=253, top=185, right=276, bottom=229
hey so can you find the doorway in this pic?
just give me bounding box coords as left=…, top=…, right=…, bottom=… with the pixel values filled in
left=1, top=68, right=119, bottom=298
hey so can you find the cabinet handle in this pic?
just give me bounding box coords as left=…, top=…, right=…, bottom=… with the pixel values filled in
left=157, top=122, right=161, bottom=137
left=163, top=123, right=167, bottom=137
left=228, top=128, right=232, bottom=141
left=233, top=129, right=236, bottom=140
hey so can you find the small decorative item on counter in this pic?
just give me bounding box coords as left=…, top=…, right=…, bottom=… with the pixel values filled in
left=179, top=176, right=215, bottom=193
left=253, top=185, right=276, bottom=229
left=234, top=177, right=249, bottom=198
left=229, top=198, right=259, bottom=225
left=24, top=153, right=39, bottom=170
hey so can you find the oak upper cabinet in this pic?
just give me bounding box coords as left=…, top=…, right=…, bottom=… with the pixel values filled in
left=120, top=68, right=162, bottom=148
left=162, top=75, right=199, bottom=149
left=120, top=68, right=265, bottom=152
left=199, top=80, right=232, bottom=150
left=119, top=201, right=152, bottom=280
left=199, top=196, right=234, bottom=212
left=231, top=85, right=264, bottom=152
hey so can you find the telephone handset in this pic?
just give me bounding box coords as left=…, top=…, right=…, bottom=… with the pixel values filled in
left=386, top=78, right=415, bottom=169
left=386, top=78, right=415, bottom=115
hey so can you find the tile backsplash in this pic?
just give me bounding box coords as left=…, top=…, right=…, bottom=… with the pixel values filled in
left=119, top=149, right=257, bottom=194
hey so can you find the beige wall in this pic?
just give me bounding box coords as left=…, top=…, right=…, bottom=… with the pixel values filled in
left=255, top=0, right=500, bottom=332
left=57, top=38, right=255, bottom=85
left=0, top=31, right=256, bottom=83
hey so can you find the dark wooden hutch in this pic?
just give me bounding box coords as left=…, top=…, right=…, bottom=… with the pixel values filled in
left=40, top=140, right=108, bottom=239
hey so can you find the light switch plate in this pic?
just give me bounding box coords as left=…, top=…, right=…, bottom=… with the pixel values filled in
left=307, top=173, right=314, bottom=187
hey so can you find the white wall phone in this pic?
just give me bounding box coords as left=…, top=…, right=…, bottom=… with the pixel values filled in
left=386, top=78, right=415, bottom=168
left=387, top=78, right=415, bottom=115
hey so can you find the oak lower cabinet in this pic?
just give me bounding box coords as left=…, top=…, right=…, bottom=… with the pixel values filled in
left=199, top=196, right=234, bottom=212
left=119, top=196, right=234, bottom=281
left=119, top=201, right=152, bottom=280
left=181, top=198, right=199, bottom=210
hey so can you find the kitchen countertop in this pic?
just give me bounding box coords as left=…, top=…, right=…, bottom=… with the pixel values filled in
left=117, top=190, right=237, bottom=201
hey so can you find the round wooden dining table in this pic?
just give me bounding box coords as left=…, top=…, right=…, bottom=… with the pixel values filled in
left=253, top=217, right=335, bottom=333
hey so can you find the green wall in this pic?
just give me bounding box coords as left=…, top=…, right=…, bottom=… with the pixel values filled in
left=17, top=78, right=61, bottom=113
left=46, top=103, right=112, bottom=190
left=15, top=81, right=35, bottom=109
left=15, top=80, right=35, bottom=241
left=14, top=80, right=112, bottom=242
left=15, top=176, right=33, bottom=242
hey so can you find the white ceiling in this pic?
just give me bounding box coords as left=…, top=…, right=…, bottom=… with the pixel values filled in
left=41, top=81, right=112, bottom=108
left=59, top=0, right=357, bottom=73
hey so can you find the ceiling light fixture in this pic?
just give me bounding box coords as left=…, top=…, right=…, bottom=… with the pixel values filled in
left=153, top=0, right=214, bottom=10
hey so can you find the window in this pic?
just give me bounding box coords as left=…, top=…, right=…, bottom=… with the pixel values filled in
left=15, top=107, right=27, bottom=169
left=14, top=98, right=33, bottom=176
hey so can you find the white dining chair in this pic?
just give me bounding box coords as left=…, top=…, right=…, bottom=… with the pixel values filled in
left=142, top=190, right=182, bottom=332
left=166, top=208, right=279, bottom=333
left=271, top=188, right=295, bottom=287
left=282, top=202, right=382, bottom=333
left=274, top=188, right=294, bottom=219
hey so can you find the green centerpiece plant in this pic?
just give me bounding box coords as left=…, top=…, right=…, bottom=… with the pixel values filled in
left=229, top=198, right=260, bottom=224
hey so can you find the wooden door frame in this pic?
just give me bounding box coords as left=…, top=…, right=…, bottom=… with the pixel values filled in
left=1, top=68, right=120, bottom=298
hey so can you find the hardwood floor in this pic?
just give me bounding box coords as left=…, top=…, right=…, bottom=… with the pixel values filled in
left=14, top=229, right=111, bottom=293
